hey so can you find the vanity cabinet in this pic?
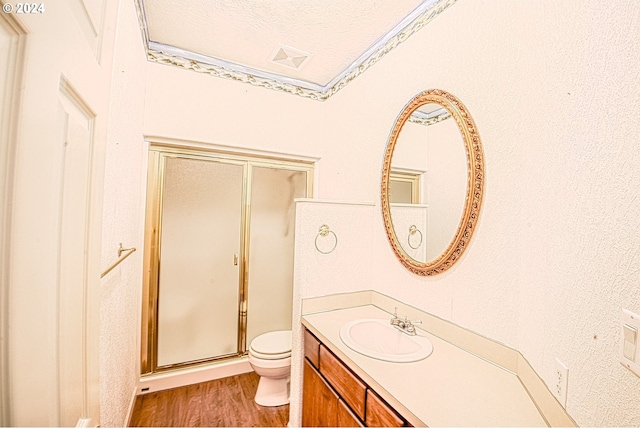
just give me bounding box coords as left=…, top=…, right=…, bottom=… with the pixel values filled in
left=302, top=328, right=409, bottom=427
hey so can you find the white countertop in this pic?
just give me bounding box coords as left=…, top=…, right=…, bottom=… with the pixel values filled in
left=302, top=304, right=547, bottom=427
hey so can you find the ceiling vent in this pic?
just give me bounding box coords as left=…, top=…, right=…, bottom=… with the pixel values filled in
left=270, top=44, right=312, bottom=70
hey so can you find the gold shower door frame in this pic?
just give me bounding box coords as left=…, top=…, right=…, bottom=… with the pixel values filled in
left=141, top=145, right=314, bottom=375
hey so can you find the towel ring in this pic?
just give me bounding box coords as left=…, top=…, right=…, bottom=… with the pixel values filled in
left=408, top=225, right=423, bottom=249
left=315, top=224, right=337, bottom=254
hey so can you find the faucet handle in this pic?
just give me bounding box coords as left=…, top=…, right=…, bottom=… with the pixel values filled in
left=405, top=320, right=422, bottom=335
left=390, top=308, right=402, bottom=326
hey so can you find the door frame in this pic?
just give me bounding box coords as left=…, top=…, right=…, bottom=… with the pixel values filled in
left=0, top=10, right=27, bottom=426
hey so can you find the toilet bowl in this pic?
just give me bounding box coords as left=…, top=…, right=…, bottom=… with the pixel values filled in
left=248, top=330, right=292, bottom=407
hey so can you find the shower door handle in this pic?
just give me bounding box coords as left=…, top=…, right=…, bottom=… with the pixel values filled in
left=233, top=254, right=238, bottom=266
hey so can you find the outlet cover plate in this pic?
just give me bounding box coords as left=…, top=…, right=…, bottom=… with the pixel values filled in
left=554, top=358, right=568, bottom=408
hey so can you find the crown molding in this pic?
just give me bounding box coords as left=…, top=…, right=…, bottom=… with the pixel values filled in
left=135, top=0, right=458, bottom=101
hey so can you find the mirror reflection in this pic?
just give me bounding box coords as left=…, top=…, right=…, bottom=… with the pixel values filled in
left=389, top=103, right=467, bottom=263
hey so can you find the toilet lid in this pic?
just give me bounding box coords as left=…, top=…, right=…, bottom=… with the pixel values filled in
left=250, top=330, right=292, bottom=355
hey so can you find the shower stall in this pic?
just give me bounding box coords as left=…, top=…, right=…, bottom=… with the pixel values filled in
left=141, top=145, right=313, bottom=374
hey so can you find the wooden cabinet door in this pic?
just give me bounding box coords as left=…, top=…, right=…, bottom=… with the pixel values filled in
left=365, top=390, right=405, bottom=427
left=302, top=359, right=338, bottom=427
left=337, top=399, right=364, bottom=427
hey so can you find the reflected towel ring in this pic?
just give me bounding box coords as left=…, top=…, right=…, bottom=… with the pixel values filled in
left=315, top=224, right=338, bottom=254
left=408, top=225, right=423, bottom=250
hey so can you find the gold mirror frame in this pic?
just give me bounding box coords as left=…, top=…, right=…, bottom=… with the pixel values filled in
left=381, top=89, right=485, bottom=276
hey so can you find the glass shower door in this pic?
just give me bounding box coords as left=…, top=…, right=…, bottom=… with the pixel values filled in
left=245, top=167, right=308, bottom=347
left=142, top=148, right=314, bottom=374
left=156, top=156, right=244, bottom=367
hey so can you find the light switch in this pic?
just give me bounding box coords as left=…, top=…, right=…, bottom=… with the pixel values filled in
left=623, top=323, right=637, bottom=360
left=621, top=309, right=640, bottom=378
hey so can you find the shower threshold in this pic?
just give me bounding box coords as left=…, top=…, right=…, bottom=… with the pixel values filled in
left=138, top=355, right=252, bottom=395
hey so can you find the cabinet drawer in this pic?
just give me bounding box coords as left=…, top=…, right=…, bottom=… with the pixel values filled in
left=365, top=389, right=405, bottom=427
left=304, top=328, right=321, bottom=369
left=319, top=345, right=367, bottom=420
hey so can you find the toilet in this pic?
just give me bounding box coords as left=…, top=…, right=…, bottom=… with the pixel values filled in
left=248, top=330, right=292, bottom=407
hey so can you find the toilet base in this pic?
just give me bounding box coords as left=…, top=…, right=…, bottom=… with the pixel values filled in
left=254, top=375, right=290, bottom=407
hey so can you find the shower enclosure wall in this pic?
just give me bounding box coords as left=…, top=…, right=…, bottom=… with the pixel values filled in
left=141, top=146, right=312, bottom=374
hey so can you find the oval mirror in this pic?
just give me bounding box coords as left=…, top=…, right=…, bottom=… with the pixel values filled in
left=381, top=89, right=484, bottom=275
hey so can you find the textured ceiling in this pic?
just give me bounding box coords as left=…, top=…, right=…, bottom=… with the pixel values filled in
left=137, top=0, right=458, bottom=100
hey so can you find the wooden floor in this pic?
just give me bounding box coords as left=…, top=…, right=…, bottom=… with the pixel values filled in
left=129, top=372, right=290, bottom=427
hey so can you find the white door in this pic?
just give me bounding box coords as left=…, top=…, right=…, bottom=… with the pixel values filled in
left=0, top=2, right=118, bottom=426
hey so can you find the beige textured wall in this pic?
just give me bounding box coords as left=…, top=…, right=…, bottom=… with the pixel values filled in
left=101, top=0, right=640, bottom=426
left=328, top=0, right=640, bottom=425
left=100, top=0, right=148, bottom=425
left=293, top=0, right=640, bottom=426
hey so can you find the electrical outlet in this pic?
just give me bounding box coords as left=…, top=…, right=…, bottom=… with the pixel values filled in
left=554, top=358, right=569, bottom=408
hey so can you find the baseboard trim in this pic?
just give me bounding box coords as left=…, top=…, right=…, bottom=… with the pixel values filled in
left=124, top=384, right=138, bottom=427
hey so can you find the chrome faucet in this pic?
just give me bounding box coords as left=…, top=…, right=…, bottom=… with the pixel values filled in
left=390, top=307, right=422, bottom=336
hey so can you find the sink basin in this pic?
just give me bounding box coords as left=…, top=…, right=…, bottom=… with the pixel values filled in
left=339, top=318, right=433, bottom=363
